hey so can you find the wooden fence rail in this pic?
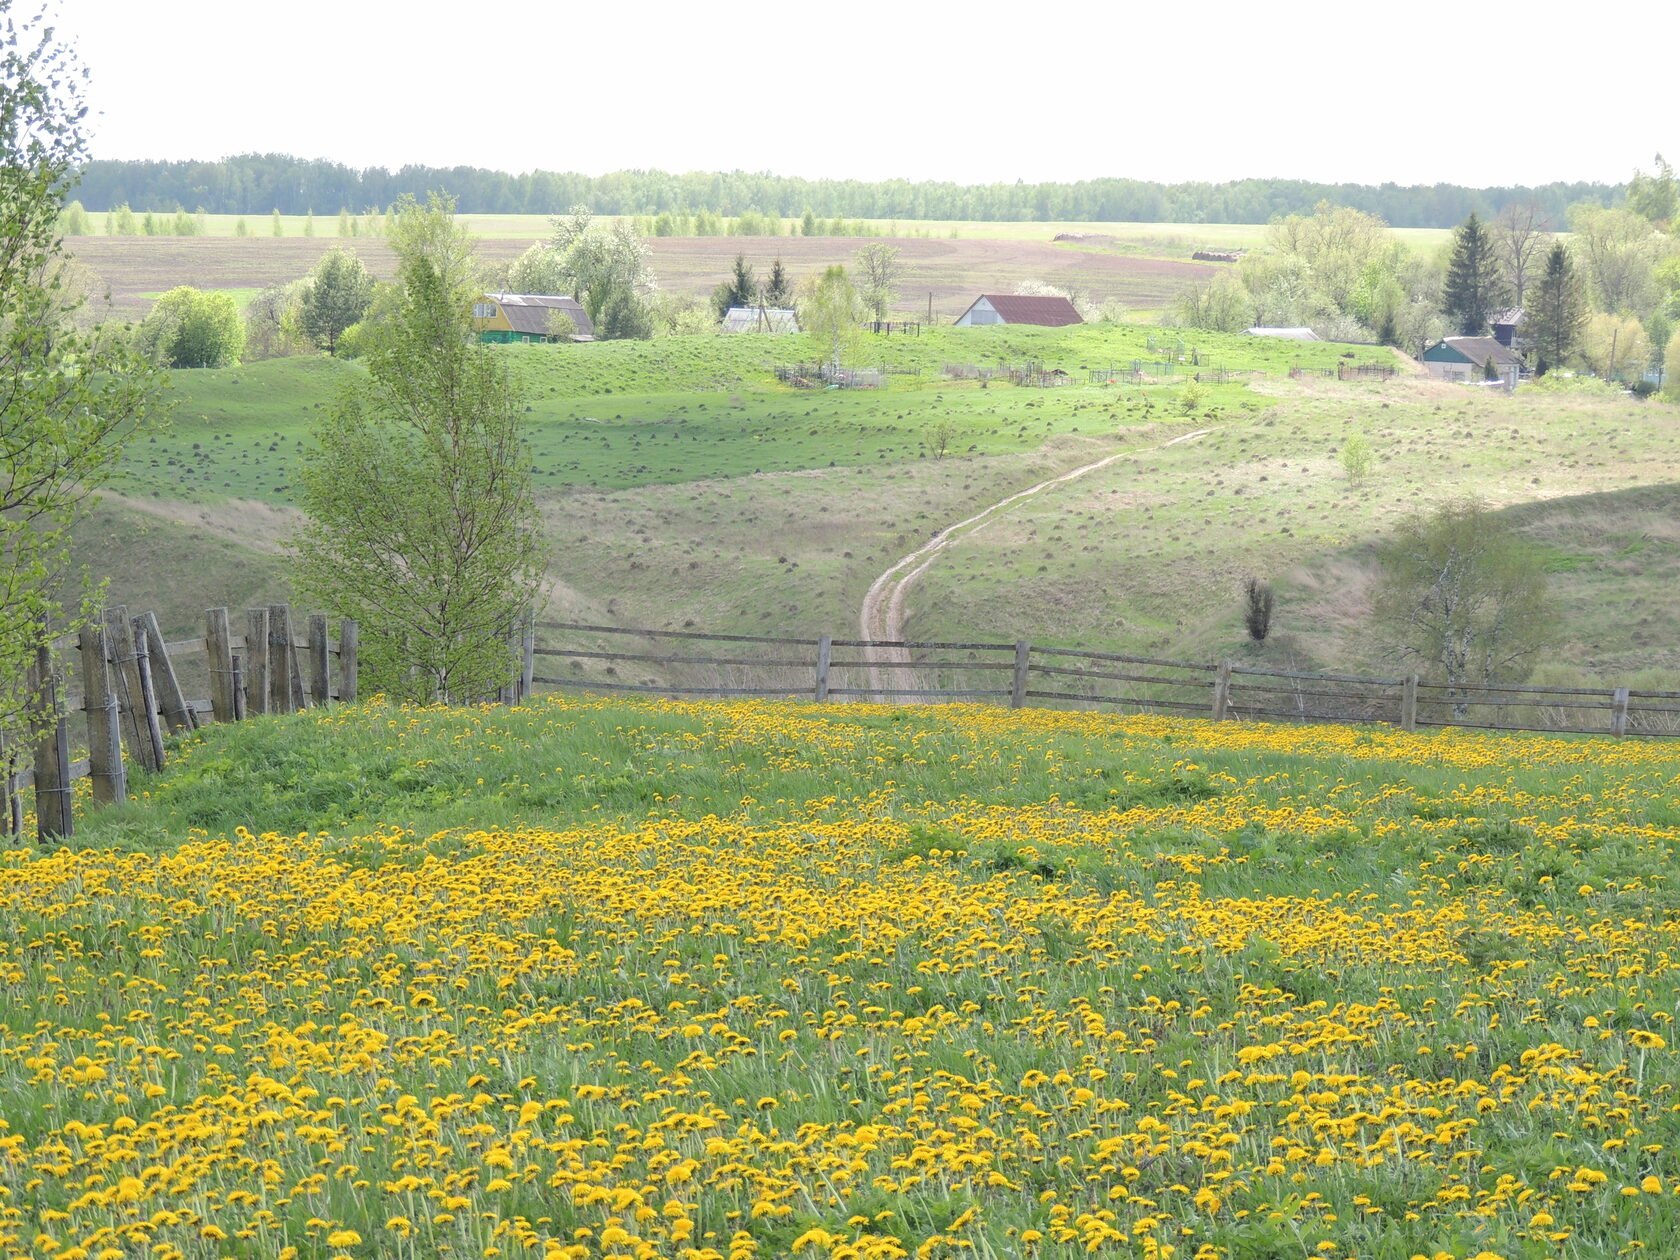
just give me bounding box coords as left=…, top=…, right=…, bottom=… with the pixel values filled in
left=529, top=620, right=1680, bottom=740
left=11, top=608, right=1679, bottom=845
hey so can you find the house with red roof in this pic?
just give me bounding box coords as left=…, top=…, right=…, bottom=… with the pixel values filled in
left=952, top=294, right=1083, bottom=327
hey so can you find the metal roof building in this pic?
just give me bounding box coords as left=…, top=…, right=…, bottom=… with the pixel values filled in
left=953, top=294, right=1083, bottom=327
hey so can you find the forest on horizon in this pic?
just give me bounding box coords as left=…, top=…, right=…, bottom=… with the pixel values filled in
left=73, top=153, right=1624, bottom=229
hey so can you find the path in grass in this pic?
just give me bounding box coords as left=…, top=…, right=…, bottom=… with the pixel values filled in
left=859, top=427, right=1216, bottom=697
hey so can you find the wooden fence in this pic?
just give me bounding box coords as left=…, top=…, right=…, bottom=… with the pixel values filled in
left=0, top=605, right=360, bottom=842
left=529, top=621, right=1680, bottom=739
left=11, top=610, right=1680, bottom=844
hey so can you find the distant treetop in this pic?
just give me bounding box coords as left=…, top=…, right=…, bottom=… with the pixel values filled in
left=70, top=154, right=1625, bottom=230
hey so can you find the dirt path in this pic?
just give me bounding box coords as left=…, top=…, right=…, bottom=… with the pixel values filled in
left=857, top=428, right=1215, bottom=699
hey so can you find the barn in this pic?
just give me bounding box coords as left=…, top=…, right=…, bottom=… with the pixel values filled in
left=472, top=293, right=594, bottom=343
left=953, top=294, right=1083, bottom=327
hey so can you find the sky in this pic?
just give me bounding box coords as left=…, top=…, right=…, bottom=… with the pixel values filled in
left=55, top=0, right=1671, bottom=192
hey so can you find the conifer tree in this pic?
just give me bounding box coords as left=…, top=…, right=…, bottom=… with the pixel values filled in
left=1442, top=212, right=1507, bottom=335
left=1525, top=243, right=1586, bottom=375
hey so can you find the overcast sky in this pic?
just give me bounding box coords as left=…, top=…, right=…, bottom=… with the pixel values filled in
left=58, top=0, right=1669, bottom=192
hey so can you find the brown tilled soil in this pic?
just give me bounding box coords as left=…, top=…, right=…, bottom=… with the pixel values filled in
left=65, top=233, right=1213, bottom=324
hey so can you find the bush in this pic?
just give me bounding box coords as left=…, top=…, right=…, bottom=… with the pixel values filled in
left=1243, top=577, right=1274, bottom=642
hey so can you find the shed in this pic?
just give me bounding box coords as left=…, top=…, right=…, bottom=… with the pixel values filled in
left=953, top=294, right=1083, bottom=327
left=721, top=305, right=800, bottom=334
left=472, top=293, right=594, bottom=343
left=1491, top=308, right=1524, bottom=349
left=1421, top=336, right=1525, bottom=382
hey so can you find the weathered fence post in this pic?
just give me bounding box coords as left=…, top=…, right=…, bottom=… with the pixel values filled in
left=79, top=620, right=126, bottom=806
left=138, top=611, right=195, bottom=733
left=31, top=634, right=73, bottom=842
left=231, top=655, right=247, bottom=720
left=131, top=628, right=167, bottom=771
left=1011, top=641, right=1031, bottom=709
left=268, top=604, right=293, bottom=714
left=338, top=620, right=358, bottom=703
left=206, top=607, right=237, bottom=724
left=814, top=634, right=833, bottom=702
left=520, top=611, right=536, bottom=703
left=0, top=734, right=16, bottom=837
left=1211, top=661, right=1233, bottom=721
left=245, top=608, right=271, bottom=716
left=308, top=613, right=330, bottom=707
left=105, top=606, right=157, bottom=773
left=1611, top=686, right=1631, bottom=738
left=1400, top=674, right=1419, bottom=732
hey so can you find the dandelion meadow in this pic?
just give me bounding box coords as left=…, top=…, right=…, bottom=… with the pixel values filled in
left=3, top=696, right=1679, bottom=1260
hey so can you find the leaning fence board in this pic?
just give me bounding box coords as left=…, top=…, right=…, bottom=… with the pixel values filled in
left=139, top=612, right=196, bottom=734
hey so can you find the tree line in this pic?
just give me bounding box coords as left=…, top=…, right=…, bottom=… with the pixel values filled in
left=1171, top=158, right=1680, bottom=390
left=70, top=153, right=1622, bottom=229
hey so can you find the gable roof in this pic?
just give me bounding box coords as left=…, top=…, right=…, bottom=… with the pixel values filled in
left=486, top=292, right=594, bottom=337
left=962, top=294, right=1083, bottom=326
left=1433, top=335, right=1523, bottom=369
left=721, top=305, right=800, bottom=334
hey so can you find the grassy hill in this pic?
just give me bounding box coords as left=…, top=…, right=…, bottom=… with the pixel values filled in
left=86, top=321, right=1680, bottom=688
left=12, top=692, right=1680, bottom=1260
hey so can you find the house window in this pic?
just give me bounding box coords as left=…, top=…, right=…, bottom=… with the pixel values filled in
left=471, top=302, right=496, bottom=319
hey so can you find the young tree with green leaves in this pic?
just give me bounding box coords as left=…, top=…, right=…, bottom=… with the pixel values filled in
left=1371, top=499, right=1551, bottom=716
left=0, top=2, right=165, bottom=748
left=853, top=242, right=903, bottom=321
left=549, top=206, right=655, bottom=339
left=1442, top=212, right=1508, bottom=335
left=290, top=194, right=540, bottom=704
left=800, top=265, right=862, bottom=377
left=299, top=247, right=373, bottom=354
left=1525, top=243, right=1587, bottom=374
left=138, top=286, right=246, bottom=367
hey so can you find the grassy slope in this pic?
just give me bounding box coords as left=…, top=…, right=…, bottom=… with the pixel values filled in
left=85, top=324, right=1680, bottom=685
left=21, top=695, right=1680, bottom=1260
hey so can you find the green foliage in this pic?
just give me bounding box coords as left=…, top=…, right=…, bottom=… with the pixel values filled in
left=549, top=205, right=654, bottom=339
left=764, top=257, right=792, bottom=307
left=711, top=252, right=757, bottom=318
left=503, top=242, right=568, bottom=295
left=1665, top=328, right=1680, bottom=401
left=0, top=3, right=166, bottom=744
left=1370, top=498, right=1552, bottom=705
left=800, top=264, right=862, bottom=373
left=139, top=286, right=246, bottom=368
left=290, top=194, right=541, bottom=703
left=1340, top=434, right=1373, bottom=483
left=106, top=202, right=136, bottom=235
left=853, top=242, right=903, bottom=321
left=57, top=198, right=89, bottom=235
left=298, top=247, right=373, bottom=354
left=1526, top=242, right=1586, bottom=374
left=1626, top=153, right=1677, bottom=229
left=271, top=208, right=282, bottom=237
left=1442, top=212, right=1507, bottom=335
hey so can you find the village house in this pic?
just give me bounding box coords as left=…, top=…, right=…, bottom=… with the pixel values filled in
left=1421, top=335, right=1525, bottom=383
left=953, top=294, right=1083, bottom=327
left=471, top=293, right=594, bottom=343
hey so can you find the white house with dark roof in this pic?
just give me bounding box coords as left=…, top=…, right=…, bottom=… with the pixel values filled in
left=1421, top=335, right=1525, bottom=382
left=954, top=294, right=1083, bottom=327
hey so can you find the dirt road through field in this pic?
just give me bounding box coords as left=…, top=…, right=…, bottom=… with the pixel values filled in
left=857, top=428, right=1215, bottom=698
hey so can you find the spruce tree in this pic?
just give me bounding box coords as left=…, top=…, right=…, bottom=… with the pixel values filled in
left=1526, top=243, right=1586, bottom=375
left=1442, top=212, right=1507, bottom=335
left=764, top=258, right=791, bottom=307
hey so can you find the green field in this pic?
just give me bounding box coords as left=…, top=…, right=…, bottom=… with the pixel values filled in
left=89, top=319, right=1680, bottom=693
left=8, top=693, right=1680, bottom=1260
